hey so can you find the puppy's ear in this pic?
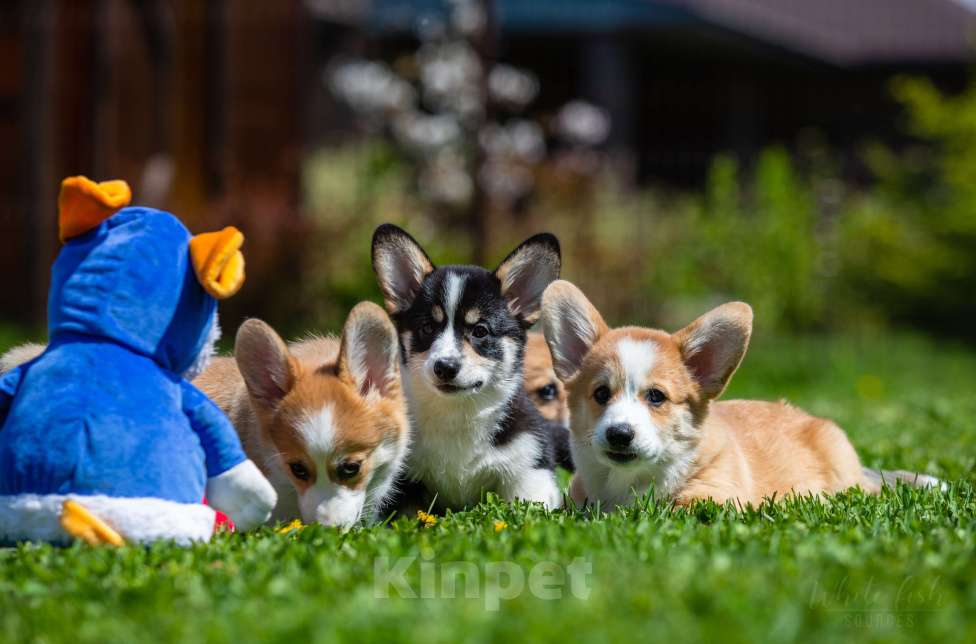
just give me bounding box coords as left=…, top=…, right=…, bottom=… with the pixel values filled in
left=372, top=224, right=434, bottom=315
left=541, top=280, right=607, bottom=382
left=672, top=302, right=752, bottom=400
left=494, top=233, right=561, bottom=325
left=235, top=319, right=299, bottom=408
left=338, top=301, right=401, bottom=399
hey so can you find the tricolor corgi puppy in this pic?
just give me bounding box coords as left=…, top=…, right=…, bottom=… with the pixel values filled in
left=541, top=280, right=941, bottom=509
left=195, top=302, right=409, bottom=527
left=524, top=331, right=569, bottom=428
left=371, top=224, right=567, bottom=511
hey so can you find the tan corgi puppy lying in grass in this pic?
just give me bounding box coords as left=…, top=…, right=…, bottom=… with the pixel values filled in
left=540, top=280, right=942, bottom=509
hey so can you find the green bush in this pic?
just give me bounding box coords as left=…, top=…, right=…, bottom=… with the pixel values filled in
left=293, top=76, right=976, bottom=339
left=527, top=148, right=832, bottom=334
left=833, top=76, right=976, bottom=335
left=637, top=148, right=826, bottom=332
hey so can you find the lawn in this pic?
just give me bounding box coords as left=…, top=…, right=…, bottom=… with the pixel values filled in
left=1, top=332, right=975, bottom=643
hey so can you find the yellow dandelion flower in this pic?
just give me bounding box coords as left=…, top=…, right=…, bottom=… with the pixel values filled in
left=277, top=519, right=304, bottom=535
left=493, top=520, right=508, bottom=532
left=417, top=510, right=437, bottom=527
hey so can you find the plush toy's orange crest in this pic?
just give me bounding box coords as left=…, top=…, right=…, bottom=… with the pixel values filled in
left=189, top=227, right=246, bottom=299
left=58, top=176, right=132, bottom=242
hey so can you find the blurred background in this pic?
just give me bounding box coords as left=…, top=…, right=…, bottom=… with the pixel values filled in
left=2, top=0, right=976, bottom=342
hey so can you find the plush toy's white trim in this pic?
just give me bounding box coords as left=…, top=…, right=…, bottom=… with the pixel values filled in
left=0, top=494, right=215, bottom=545
left=206, top=459, right=277, bottom=531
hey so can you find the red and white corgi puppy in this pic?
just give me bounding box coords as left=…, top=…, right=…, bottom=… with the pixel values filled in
left=541, top=280, right=940, bottom=509
left=196, top=302, right=409, bottom=527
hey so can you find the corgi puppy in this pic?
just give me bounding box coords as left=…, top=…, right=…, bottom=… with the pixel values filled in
left=541, top=280, right=940, bottom=509
left=195, top=302, right=409, bottom=527
left=523, top=331, right=574, bottom=471
left=524, top=332, right=569, bottom=428
left=371, top=224, right=566, bottom=510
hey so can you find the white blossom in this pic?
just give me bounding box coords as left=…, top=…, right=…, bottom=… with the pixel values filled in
left=328, top=59, right=416, bottom=117
left=392, top=112, right=462, bottom=154
left=418, top=42, right=482, bottom=116
left=480, top=120, right=545, bottom=163
left=557, top=100, right=611, bottom=146
left=420, top=149, right=473, bottom=206
left=508, top=120, right=545, bottom=163
left=488, top=64, right=539, bottom=109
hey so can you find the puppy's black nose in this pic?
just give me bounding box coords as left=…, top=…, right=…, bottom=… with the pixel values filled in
left=605, top=424, right=635, bottom=449
left=433, top=357, right=461, bottom=381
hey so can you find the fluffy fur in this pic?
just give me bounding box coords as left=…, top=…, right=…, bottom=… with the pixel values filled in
left=372, top=224, right=568, bottom=512
left=542, top=280, right=942, bottom=509
left=194, top=303, right=410, bottom=527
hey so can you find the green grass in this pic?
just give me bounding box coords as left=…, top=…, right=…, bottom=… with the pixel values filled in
left=2, top=332, right=975, bottom=643
left=0, top=322, right=33, bottom=356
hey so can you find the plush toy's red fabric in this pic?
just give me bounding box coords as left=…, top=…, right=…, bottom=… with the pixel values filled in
left=214, top=510, right=235, bottom=531
left=202, top=496, right=236, bottom=532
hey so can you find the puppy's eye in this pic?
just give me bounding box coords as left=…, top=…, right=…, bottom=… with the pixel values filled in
left=645, top=388, right=667, bottom=406
left=421, top=321, right=436, bottom=336
left=593, top=385, right=611, bottom=405
left=289, top=461, right=310, bottom=481
left=537, top=383, right=558, bottom=401
left=472, top=323, right=490, bottom=339
left=336, top=460, right=361, bottom=480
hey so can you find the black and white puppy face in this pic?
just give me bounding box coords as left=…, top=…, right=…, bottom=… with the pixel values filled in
left=372, top=225, right=561, bottom=402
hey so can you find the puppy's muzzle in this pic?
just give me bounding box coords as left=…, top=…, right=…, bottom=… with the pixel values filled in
left=603, top=423, right=638, bottom=463
left=433, top=357, right=461, bottom=382
left=605, top=423, right=635, bottom=449
left=430, top=356, right=484, bottom=393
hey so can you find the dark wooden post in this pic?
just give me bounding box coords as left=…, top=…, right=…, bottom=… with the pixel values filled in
left=23, top=0, right=57, bottom=327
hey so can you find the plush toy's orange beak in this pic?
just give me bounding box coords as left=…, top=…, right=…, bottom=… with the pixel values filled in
left=189, top=227, right=246, bottom=299
left=58, top=176, right=132, bottom=242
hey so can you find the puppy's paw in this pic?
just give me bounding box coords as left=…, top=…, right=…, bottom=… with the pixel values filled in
left=206, top=460, right=277, bottom=531
left=542, top=486, right=564, bottom=510
left=568, top=474, right=589, bottom=508
left=507, top=469, right=563, bottom=510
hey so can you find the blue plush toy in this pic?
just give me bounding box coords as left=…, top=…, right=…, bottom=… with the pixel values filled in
left=0, top=177, right=276, bottom=545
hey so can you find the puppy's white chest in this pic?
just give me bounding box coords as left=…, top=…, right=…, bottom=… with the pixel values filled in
left=406, top=398, right=537, bottom=507
left=407, top=413, right=500, bottom=506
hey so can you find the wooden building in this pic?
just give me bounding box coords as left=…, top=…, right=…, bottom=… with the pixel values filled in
left=0, top=0, right=310, bottom=327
